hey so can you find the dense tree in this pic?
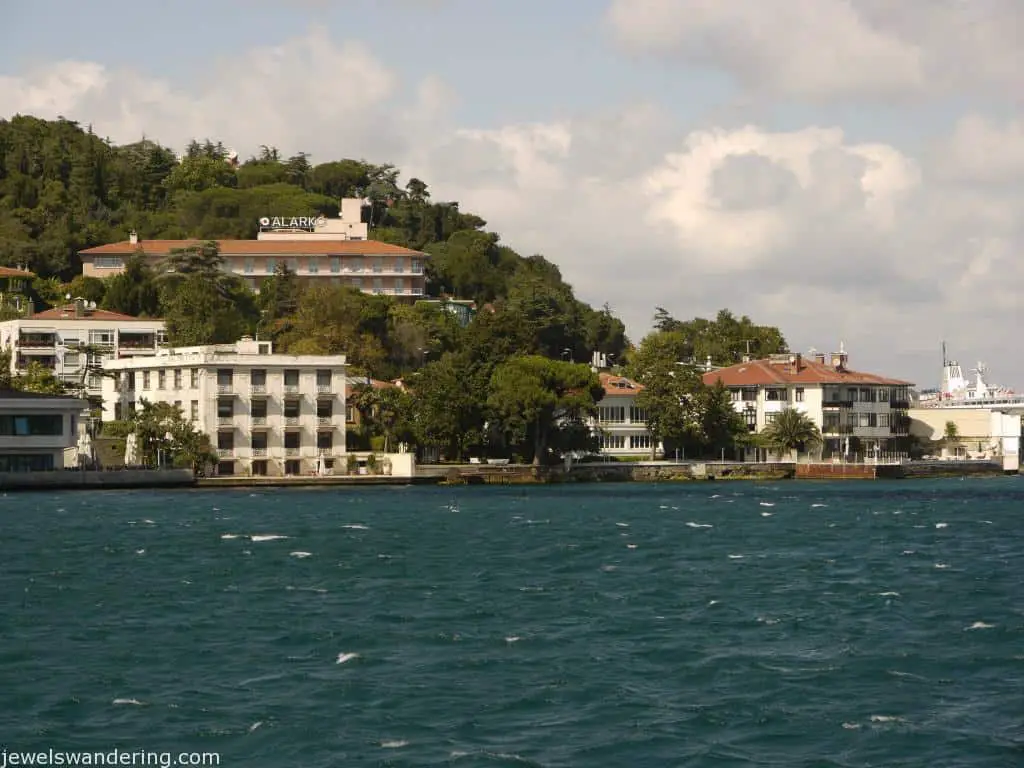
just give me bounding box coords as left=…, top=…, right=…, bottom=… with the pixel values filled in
left=128, top=399, right=217, bottom=472
left=487, top=356, right=604, bottom=466
left=644, top=307, right=787, bottom=366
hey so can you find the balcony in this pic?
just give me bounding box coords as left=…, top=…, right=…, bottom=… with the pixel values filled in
left=889, top=400, right=910, bottom=410
left=284, top=416, right=300, bottom=427
left=217, top=448, right=233, bottom=458
left=251, top=416, right=268, bottom=427
left=217, top=416, right=234, bottom=427
left=250, top=384, right=267, bottom=396
left=316, top=383, right=333, bottom=394
left=217, top=384, right=235, bottom=395
left=823, top=400, right=854, bottom=408
left=251, top=447, right=268, bottom=457
left=18, top=336, right=57, bottom=349
left=317, top=416, right=334, bottom=427
left=284, top=384, right=300, bottom=394
left=317, top=447, right=334, bottom=457
left=285, top=447, right=300, bottom=456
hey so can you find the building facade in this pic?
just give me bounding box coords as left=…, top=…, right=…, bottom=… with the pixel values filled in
left=703, top=349, right=913, bottom=461
left=592, top=373, right=659, bottom=457
left=100, top=337, right=347, bottom=477
left=78, top=199, right=428, bottom=297
left=0, top=266, right=35, bottom=317
left=0, top=390, right=89, bottom=471
left=908, top=407, right=1020, bottom=471
left=0, top=301, right=167, bottom=398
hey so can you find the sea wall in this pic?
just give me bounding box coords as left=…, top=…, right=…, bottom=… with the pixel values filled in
left=0, top=468, right=196, bottom=491
left=880, top=460, right=1008, bottom=479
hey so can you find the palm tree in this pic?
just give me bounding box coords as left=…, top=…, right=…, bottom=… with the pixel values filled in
left=761, top=408, right=822, bottom=460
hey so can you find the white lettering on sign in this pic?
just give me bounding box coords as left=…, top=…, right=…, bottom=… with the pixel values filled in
left=258, top=216, right=326, bottom=228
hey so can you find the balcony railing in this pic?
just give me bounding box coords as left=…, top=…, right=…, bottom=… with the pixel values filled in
left=284, top=416, right=300, bottom=426
left=217, top=384, right=234, bottom=394
left=823, top=400, right=854, bottom=408
left=217, top=448, right=233, bottom=458
left=251, top=447, right=268, bottom=457
left=251, top=415, right=267, bottom=427
left=285, top=447, right=300, bottom=456
left=18, top=338, right=57, bottom=349
left=217, top=415, right=234, bottom=426
left=317, top=416, right=333, bottom=426
left=316, top=383, right=332, bottom=394
left=889, top=400, right=910, bottom=409
left=284, top=384, right=299, bottom=394
left=317, top=447, right=334, bottom=457
left=251, top=384, right=267, bottom=395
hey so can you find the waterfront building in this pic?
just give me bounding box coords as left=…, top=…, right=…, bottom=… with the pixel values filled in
left=0, top=299, right=167, bottom=398
left=592, top=372, right=659, bottom=457
left=702, top=347, right=913, bottom=461
left=0, top=389, right=89, bottom=471
left=100, top=337, right=347, bottom=477
left=77, top=198, right=428, bottom=297
left=908, top=408, right=1020, bottom=471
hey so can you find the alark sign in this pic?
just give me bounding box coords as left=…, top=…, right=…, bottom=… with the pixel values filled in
left=259, top=215, right=326, bottom=228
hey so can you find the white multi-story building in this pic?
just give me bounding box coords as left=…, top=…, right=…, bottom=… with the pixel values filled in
left=592, top=373, right=659, bottom=457
left=0, top=300, right=167, bottom=398
left=702, top=348, right=913, bottom=461
left=78, top=198, right=429, bottom=297
left=100, top=337, right=347, bottom=477
left=0, top=390, right=89, bottom=472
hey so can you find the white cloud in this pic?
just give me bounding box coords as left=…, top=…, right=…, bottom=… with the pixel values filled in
left=1, top=28, right=1022, bottom=385
left=934, top=115, right=1024, bottom=183
left=605, top=0, right=1024, bottom=101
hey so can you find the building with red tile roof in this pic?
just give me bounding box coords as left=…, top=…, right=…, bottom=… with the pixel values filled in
left=591, top=372, right=658, bottom=457
left=702, top=347, right=914, bottom=461
left=78, top=198, right=428, bottom=298
left=0, top=299, right=166, bottom=400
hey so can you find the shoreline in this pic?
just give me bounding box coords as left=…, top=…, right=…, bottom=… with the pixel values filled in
left=0, top=459, right=1015, bottom=492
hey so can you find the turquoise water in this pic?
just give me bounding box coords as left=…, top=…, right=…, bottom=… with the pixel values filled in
left=1, top=479, right=1022, bottom=767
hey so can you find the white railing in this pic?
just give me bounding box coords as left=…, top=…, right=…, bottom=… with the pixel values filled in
left=285, top=416, right=300, bottom=426
left=285, top=447, right=300, bottom=456
left=217, top=384, right=234, bottom=394
left=317, top=448, right=334, bottom=457
left=217, top=416, right=234, bottom=426
left=251, top=384, right=266, bottom=394
left=284, top=384, right=299, bottom=394
left=316, top=383, right=332, bottom=394
left=317, top=416, right=333, bottom=426
left=251, top=447, right=267, bottom=457
left=217, top=448, right=233, bottom=458
left=251, top=416, right=267, bottom=426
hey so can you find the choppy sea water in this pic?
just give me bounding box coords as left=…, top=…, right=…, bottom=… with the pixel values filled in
left=1, top=479, right=1022, bottom=767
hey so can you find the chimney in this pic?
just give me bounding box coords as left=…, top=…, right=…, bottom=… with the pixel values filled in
left=129, top=230, right=139, bottom=245
left=74, top=298, right=84, bottom=319
left=794, top=353, right=802, bottom=371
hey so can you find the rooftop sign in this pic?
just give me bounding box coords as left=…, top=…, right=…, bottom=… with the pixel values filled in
left=259, top=215, right=327, bottom=230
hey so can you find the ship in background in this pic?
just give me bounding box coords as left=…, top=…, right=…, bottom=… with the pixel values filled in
left=915, top=343, right=1024, bottom=410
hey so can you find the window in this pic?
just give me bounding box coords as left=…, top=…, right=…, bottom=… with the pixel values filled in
left=0, top=414, right=63, bottom=436
left=411, top=259, right=423, bottom=274
left=847, top=388, right=859, bottom=402
left=284, top=399, right=300, bottom=418
left=600, top=433, right=626, bottom=450
left=190, top=368, right=199, bottom=388
left=0, top=454, right=55, bottom=472
left=317, top=432, right=333, bottom=450
left=373, top=258, right=383, bottom=273
left=289, top=258, right=299, bottom=272
left=244, top=258, right=254, bottom=274
left=284, top=370, right=299, bottom=388
left=317, top=399, right=333, bottom=418
left=629, top=406, right=647, bottom=424
left=394, top=278, right=405, bottom=294
left=394, top=258, right=405, bottom=273
left=251, top=399, right=268, bottom=418
left=217, top=369, right=233, bottom=388
left=878, top=413, right=889, bottom=427
left=173, top=369, right=182, bottom=389
left=766, top=389, right=786, bottom=401
left=217, top=432, right=234, bottom=450
left=190, top=400, right=199, bottom=421
left=794, top=388, right=804, bottom=402
left=373, top=278, right=383, bottom=294
left=157, top=370, right=166, bottom=390
left=284, top=432, right=301, bottom=449
left=744, top=407, right=757, bottom=432
left=308, top=258, right=319, bottom=274
left=217, top=398, right=234, bottom=418
left=316, top=370, right=332, bottom=389
left=173, top=400, right=182, bottom=410
left=765, top=413, right=779, bottom=424
left=630, top=434, right=652, bottom=449
left=859, top=388, right=873, bottom=402
left=94, top=257, right=123, bottom=269
left=330, top=257, right=340, bottom=274
left=598, top=406, right=625, bottom=424
left=142, top=371, right=150, bottom=390
left=741, top=388, right=758, bottom=402
left=352, top=277, right=363, bottom=290
left=266, top=258, right=276, bottom=274
left=346, top=404, right=355, bottom=422
left=251, top=369, right=267, bottom=387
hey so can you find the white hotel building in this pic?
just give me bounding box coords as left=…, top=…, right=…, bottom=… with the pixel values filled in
left=101, top=337, right=347, bottom=477
left=78, top=198, right=429, bottom=297
left=702, top=348, right=913, bottom=461
left=0, top=300, right=167, bottom=398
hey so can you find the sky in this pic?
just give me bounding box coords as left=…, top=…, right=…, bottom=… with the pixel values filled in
left=3, top=0, right=1023, bottom=388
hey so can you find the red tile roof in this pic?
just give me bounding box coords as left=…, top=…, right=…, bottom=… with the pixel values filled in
left=0, top=266, right=35, bottom=278
left=79, top=239, right=424, bottom=256
left=703, top=357, right=912, bottom=387
left=599, top=372, right=644, bottom=397
left=32, top=305, right=158, bottom=322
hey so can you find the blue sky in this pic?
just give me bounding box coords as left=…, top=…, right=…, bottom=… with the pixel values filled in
left=2, top=0, right=1023, bottom=386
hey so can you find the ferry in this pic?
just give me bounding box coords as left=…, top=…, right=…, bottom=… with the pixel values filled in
left=915, top=343, right=1024, bottom=410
